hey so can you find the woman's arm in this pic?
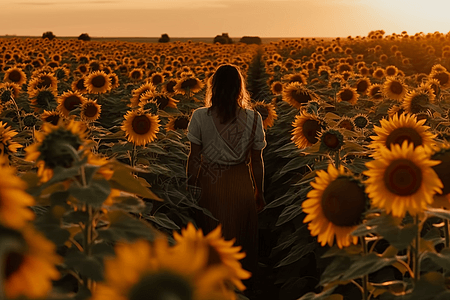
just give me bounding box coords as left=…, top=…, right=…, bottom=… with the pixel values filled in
left=250, top=148, right=265, bottom=211
left=186, top=142, right=203, bottom=187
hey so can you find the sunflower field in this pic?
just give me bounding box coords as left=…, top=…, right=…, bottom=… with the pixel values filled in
left=3, top=29, right=450, bottom=300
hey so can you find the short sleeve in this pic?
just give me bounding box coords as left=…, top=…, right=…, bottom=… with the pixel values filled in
left=187, top=110, right=202, bottom=145
left=253, top=112, right=267, bottom=150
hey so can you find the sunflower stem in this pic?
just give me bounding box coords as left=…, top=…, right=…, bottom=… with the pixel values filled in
left=361, top=236, right=369, bottom=300
left=9, top=95, right=23, bottom=132
left=334, top=150, right=341, bottom=169
left=83, top=204, right=94, bottom=291
left=445, top=219, right=450, bottom=249
left=413, top=214, right=420, bottom=285
left=131, top=144, right=137, bottom=168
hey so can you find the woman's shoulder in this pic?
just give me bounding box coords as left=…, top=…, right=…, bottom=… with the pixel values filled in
left=191, top=107, right=209, bottom=118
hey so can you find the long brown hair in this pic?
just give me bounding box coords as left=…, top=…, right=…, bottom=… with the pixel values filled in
left=205, top=64, right=251, bottom=124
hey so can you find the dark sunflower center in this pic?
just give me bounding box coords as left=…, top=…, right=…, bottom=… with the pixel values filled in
left=321, top=177, right=366, bottom=226
left=340, top=89, right=354, bottom=102
left=154, top=95, right=170, bottom=110
left=354, top=116, right=368, bottom=129
left=180, top=78, right=198, bottom=89
left=36, top=91, right=56, bottom=108
left=292, top=90, right=312, bottom=104
left=79, top=65, right=87, bottom=73
left=432, top=151, right=450, bottom=195
left=91, top=75, right=106, bottom=88
left=410, top=94, right=429, bottom=114
left=255, top=105, right=269, bottom=121
left=5, top=252, right=24, bottom=279
left=389, top=81, right=404, bottom=95
left=385, top=127, right=423, bottom=149
left=39, top=129, right=82, bottom=169
left=44, top=114, right=60, bottom=126
left=384, top=159, right=422, bottom=196
left=76, top=79, right=85, bottom=91
left=84, top=103, right=98, bottom=118
left=434, top=72, right=450, bottom=85
left=152, top=75, right=163, bottom=85
left=131, top=71, right=142, bottom=79
left=165, top=81, right=176, bottom=93
left=386, top=68, right=397, bottom=76
left=302, top=119, right=321, bottom=144
left=132, top=115, right=151, bottom=135
left=273, top=83, right=283, bottom=93
left=370, top=87, right=382, bottom=99
left=206, top=245, right=223, bottom=266
left=375, top=70, right=384, bottom=78
left=322, top=132, right=341, bottom=149
left=37, top=76, right=53, bottom=89
left=23, top=114, right=38, bottom=127
left=339, top=120, right=354, bottom=130
left=129, top=271, right=193, bottom=300
left=174, top=117, right=189, bottom=130
left=356, top=80, right=369, bottom=93
left=63, top=95, right=82, bottom=111
left=8, top=70, right=22, bottom=83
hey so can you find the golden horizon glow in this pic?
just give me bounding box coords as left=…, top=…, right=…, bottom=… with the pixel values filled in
left=0, top=0, right=449, bottom=38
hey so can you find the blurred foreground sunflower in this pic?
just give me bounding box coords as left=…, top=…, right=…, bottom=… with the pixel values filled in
left=0, top=156, right=35, bottom=229
left=25, top=119, right=88, bottom=181
left=303, top=164, right=367, bottom=248
left=2, top=225, right=61, bottom=299
left=122, top=109, right=160, bottom=146
left=369, top=113, right=436, bottom=152
left=364, top=141, right=442, bottom=217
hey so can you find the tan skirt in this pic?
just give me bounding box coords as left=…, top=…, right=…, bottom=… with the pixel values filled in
left=195, top=161, right=258, bottom=274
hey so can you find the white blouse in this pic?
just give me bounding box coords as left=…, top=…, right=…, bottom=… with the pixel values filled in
left=187, top=107, right=267, bottom=165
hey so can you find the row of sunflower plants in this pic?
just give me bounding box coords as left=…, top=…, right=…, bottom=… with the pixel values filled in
left=254, top=31, right=450, bottom=299
left=0, top=37, right=263, bottom=299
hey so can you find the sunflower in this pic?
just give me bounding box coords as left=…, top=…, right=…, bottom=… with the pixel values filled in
left=368, top=84, right=383, bottom=100
left=130, top=82, right=156, bottom=107
left=4, top=67, right=27, bottom=86
left=429, top=70, right=450, bottom=89
left=382, top=77, right=408, bottom=101
left=291, top=112, right=323, bottom=149
left=165, top=115, right=190, bottom=131
left=41, top=110, right=62, bottom=126
left=81, top=100, right=102, bottom=122
left=109, top=73, right=120, bottom=89
left=364, top=142, right=442, bottom=217
left=270, top=81, right=283, bottom=95
left=319, top=128, right=345, bottom=152
left=3, top=225, right=61, bottom=299
left=121, top=109, right=160, bottom=146
left=252, top=101, right=277, bottom=129
left=140, top=92, right=178, bottom=111
left=57, top=90, right=87, bottom=117
left=402, top=87, right=435, bottom=114
left=352, top=114, right=370, bottom=130
left=84, top=71, right=111, bottom=94
left=385, top=65, right=399, bottom=77
left=91, top=236, right=235, bottom=300
left=29, top=87, right=58, bottom=112
left=0, top=121, right=23, bottom=155
left=355, top=77, right=371, bottom=95
left=25, top=119, right=88, bottom=181
left=337, top=117, right=355, bottom=131
left=162, top=79, right=177, bottom=95
left=303, top=164, right=367, bottom=248
left=0, top=157, right=35, bottom=229
left=337, top=85, right=358, bottom=105
left=336, top=62, right=352, bottom=74
left=149, top=72, right=165, bottom=86
left=174, top=76, right=204, bottom=95
left=129, top=68, right=145, bottom=82
left=173, top=223, right=251, bottom=291
left=284, top=72, right=307, bottom=85
left=421, top=78, right=440, bottom=96
left=22, top=113, right=41, bottom=129
left=71, top=77, right=88, bottom=93
left=0, top=82, right=21, bottom=102
left=28, top=72, right=58, bottom=93
left=370, top=113, right=436, bottom=152
left=372, top=67, right=385, bottom=80
left=282, top=82, right=317, bottom=109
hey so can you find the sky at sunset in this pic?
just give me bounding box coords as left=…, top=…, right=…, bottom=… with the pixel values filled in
left=1, top=0, right=450, bottom=38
